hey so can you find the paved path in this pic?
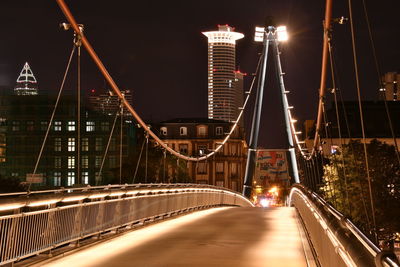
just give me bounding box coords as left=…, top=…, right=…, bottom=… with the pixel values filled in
left=41, top=207, right=310, bottom=267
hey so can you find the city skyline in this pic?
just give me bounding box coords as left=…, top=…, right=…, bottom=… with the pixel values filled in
left=1, top=1, right=400, bottom=147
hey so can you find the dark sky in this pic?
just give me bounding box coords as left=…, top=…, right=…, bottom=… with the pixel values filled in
left=1, top=0, right=399, bottom=148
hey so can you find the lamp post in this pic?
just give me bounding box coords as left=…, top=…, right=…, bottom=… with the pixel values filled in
left=243, top=25, right=299, bottom=199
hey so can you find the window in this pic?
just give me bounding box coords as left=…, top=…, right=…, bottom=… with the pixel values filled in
left=110, top=138, right=116, bottom=151
left=230, top=143, right=237, bottom=155
left=67, top=121, right=75, bottom=131
left=198, top=126, right=206, bottom=136
left=109, top=156, right=117, bottom=168
left=180, top=127, right=187, bottom=136
left=198, top=145, right=207, bottom=155
left=54, top=157, right=62, bottom=168
left=95, top=156, right=102, bottom=168
left=216, top=126, right=223, bottom=135
left=40, top=121, right=48, bottom=131
left=179, top=144, right=188, bottom=154
left=160, top=127, right=167, bottom=135
left=82, top=155, right=89, bottom=169
left=101, top=122, right=109, bottom=131
left=82, top=171, right=89, bottom=184
left=26, top=121, right=34, bottom=131
left=54, top=121, right=62, bottom=131
left=197, top=162, right=207, bottom=174
left=216, top=180, right=224, bottom=187
left=12, top=121, right=20, bottom=131
left=231, top=181, right=238, bottom=191
left=67, top=172, right=75, bottom=186
left=68, top=156, right=75, bottom=169
left=86, top=121, right=95, bottom=132
left=54, top=138, right=62, bottom=152
left=216, top=162, right=224, bottom=173
left=230, top=163, right=238, bottom=178
left=54, top=172, right=61, bottom=186
left=95, top=138, right=102, bottom=151
left=82, top=138, right=89, bottom=151
left=68, top=138, right=75, bottom=152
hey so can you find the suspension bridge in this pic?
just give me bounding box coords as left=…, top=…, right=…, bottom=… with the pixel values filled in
left=0, top=0, right=399, bottom=266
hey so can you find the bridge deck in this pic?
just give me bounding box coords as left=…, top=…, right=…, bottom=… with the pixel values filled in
left=40, top=207, right=312, bottom=267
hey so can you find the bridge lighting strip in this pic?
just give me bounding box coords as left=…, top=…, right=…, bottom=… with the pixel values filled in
left=290, top=187, right=357, bottom=267
left=0, top=186, right=252, bottom=211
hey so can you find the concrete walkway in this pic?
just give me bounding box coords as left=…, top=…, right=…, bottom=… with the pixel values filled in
left=41, top=207, right=311, bottom=267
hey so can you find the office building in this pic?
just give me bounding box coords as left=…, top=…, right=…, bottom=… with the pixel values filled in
left=202, top=25, right=244, bottom=123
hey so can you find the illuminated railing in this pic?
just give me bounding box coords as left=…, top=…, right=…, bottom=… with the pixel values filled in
left=0, top=184, right=253, bottom=265
left=289, top=185, right=399, bottom=267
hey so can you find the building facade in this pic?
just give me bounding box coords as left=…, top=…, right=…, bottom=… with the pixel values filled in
left=202, top=25, right=244, bottom=124
left=157, top=118, right=247, bottom=192
left=382, top=72, right=399, bottom=101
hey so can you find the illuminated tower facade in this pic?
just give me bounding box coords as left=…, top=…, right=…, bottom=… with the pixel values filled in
left=14, top=62, right=38, bottom=95
left=203, top=25, right=244, bottom=123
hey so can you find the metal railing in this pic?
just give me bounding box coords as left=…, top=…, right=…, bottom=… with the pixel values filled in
left=0, top=184, right=253, bottom=265
left=289, top=184, right=399, bottom=267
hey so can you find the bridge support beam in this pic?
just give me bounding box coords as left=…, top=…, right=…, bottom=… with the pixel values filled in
left=242, top=30, right=270, bottom=198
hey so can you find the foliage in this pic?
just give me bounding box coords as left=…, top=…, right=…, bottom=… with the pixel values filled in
left=322, top=139, right=400, bottom=240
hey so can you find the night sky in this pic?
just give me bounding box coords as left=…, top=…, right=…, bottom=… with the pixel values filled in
left=1, top=1, right=399, bottom=148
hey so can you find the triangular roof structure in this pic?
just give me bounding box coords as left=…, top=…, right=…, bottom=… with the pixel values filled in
left=14, top=62, right=38, bottom=95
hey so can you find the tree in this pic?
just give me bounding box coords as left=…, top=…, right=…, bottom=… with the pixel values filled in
left=322, top=139, right=400, bottom=241
left=0, top=174, right=26, bottom=193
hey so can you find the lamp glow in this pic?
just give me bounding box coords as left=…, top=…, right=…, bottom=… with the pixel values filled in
left=276, top=26, right=288, bottom=41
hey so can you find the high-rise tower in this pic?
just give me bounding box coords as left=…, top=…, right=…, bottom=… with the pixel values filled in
left=14, top=62, right=38, bottom=96
left=202, top=25, right=244, bottom=123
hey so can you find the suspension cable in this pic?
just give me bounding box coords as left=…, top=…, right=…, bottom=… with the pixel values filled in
left=361, top=0, right=400, bottom=165
left=348, top=0, right=377, bottom=243
left=132, top=136, right=146, bottom=184
left=56, top=0, right=261, bottom=163
left=328, top=34, right=351, bottom=214
left=98, top=109, right=119, bottom=184
left=32, top=45, right=76, bottom=176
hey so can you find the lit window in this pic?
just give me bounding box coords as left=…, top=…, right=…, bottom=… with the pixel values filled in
left=95, top=156, right=102, bottom=168
left=68, top=138, right=75, bottom=152
left=54, top=121, right=62, bottom=131
left=180, top=127, right=187, bottom=136
left=101, top=122, right=109, bottom=131
left=160, top=127, right=167, bottom=135
left=95, top=138, right=102, bottom=151
left=82, top=138, right=89, bottom=151
left=216, top=127, right=223, bottom=135
left=54, top=156, right=62, bottom=168
left=54, top=172, right=61, bottom=186
left=82, top=171, right=89, bottom=184
left=86, top=121, right=95, bottom=132
left=67, top=121, right=75, bottom=131
left=230, top=143, right=238, bottom=155
left=198, top=126, right=206, bottom=136
left=12, top=121, right=20, bottom=131
left=82, top=155, right=89, bottom=169
left=54, top=138, right=62, bottom=152
left=68, top=156, right=75, bottom=169
left=67, top=172, right=75, bottom=186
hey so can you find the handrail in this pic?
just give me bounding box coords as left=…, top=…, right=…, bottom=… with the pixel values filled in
left=0, top=184, right=253, bottom=265
left=289, top=184, right=399, bottom=267
left=0, top=183, right=252, bottom=212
